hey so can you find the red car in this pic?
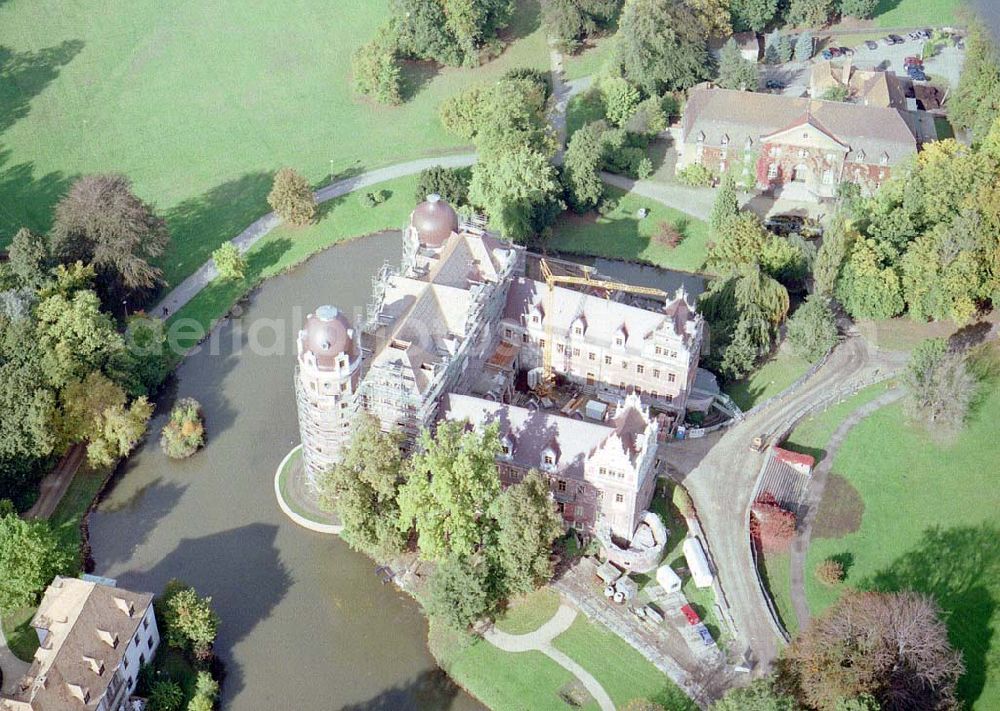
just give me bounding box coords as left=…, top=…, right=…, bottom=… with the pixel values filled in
left=681, top=604, right=701, bottom=626
left=904, top=56, right=924, bottom=67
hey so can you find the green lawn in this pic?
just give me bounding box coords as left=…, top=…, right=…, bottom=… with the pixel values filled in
left=562, top=35, right=615, bottom=81
left=799, top=344, right=1000, bottom=709
left=494, top=587, right=562, bottom=635
left=759, top=551, right=799, bottom=636
left=0, top=0, right=548, bottom=285
left=873, top=0, right=962, bottom=27
left=565, top=88, right=606, bottom=138
left=2, top=606, right=39, bottom=662
left=166, top=174, right=419, bottom=351
left=429, top=621, right=600, bottom=711
left=725, top=345, right=813, bottom=412
left=552, top=615, right=697, bottom=711
left=548, top=187, right=711, bottom=275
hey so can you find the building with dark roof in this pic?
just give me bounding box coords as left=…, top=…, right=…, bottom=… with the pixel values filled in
left=678, top=87, right=926, bottom=199
left=1, top=577, right=159, bottom=711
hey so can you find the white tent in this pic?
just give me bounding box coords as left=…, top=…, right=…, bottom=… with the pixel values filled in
left=655, top=564, right=682, bottom=593
left=683, top=537, right=714, bottom=588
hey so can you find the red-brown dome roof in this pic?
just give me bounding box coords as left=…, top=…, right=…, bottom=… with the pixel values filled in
left=410, top=194, right=458, bottom=247
left=302, top=305, right=356, bottom=368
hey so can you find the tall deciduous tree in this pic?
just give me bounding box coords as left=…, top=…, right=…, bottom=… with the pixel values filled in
left=786, top=296, right=838, bottom=361
left=730, top=0, right=778, bottom=33
left=212, top=242, right=246, bottom=281
left=425, top=554, right=494, bottom=629
left=780, top=591, right=963, bottom=710
left=7, top=227, right=50, bottom=291
left=713, top=678, right=797, bottom=710
left=563, top=122, right=608, bottom=212
left=490, top=471, right=563, bottom=596
left=716, top=38, right=759, bottom=91
left=267, top=168, right=316, bottom=227
left=320, top=414, right=408, bottom=561
left=786, top=0, right=835, bottom=27
left=468, top=146, right=563, bottom=242
left=612, top=0, right=709, bottom=95
left=50, top=174, right=169, bottom=306
left=35, top=288, right=127, bottom=390
left=903, top=338, right=976, bottom=435
left=950, top=19, right=1000, bottom=142
left=836, top=237, right=904, bottom=320
left=398, top=421, right=502, bottom=560
left=84, top=396, right=152, bottom=467
left=160, top=580, right=220, bottom=659
left=839, top=0, right=877, bottom=19
left=0, top=512, right=73, bottom=614
left=682, top=0, right=731, bottom=38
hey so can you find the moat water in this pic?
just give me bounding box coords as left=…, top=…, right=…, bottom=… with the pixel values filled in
left=87, top=230, right=706, bottom=710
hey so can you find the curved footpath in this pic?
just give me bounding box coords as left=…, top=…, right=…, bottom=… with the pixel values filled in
left=0, top=626, right=30, bottom=695
left=151, top=153, right=477, bottom=320
left=787, top=388, right=906, bottom=629
left=483, top=603, right=615, bottom=711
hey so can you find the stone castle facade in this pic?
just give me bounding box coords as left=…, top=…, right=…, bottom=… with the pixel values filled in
left=293, top=196, right=705, bottom=538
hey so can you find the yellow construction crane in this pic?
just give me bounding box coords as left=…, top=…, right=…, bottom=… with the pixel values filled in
left=537, top=258, right=672, bottom=396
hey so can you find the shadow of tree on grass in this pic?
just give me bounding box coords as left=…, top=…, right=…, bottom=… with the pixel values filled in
left=861, top=524, right=1000, bottom=706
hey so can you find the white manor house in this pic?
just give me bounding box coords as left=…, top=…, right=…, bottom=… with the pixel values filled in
left=293, top=195, right=706, bottom=538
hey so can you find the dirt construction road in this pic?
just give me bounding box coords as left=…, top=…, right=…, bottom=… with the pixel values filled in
left=679, top=334, right=900, bottom=672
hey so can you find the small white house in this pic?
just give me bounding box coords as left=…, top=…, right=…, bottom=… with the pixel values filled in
left=683, top=536, right=714, bottom=588
left=655, top=564, right=682, bottom=593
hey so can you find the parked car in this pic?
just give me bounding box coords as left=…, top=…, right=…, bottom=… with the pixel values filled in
left=908, top=66, right=928, bottom=81
left=821, top=49, right=832, bottom=60
left=865, top=40, right=878, bottom=50
left=680, top=604, right=701, bottom=626
left=765, top=79, right=785, bottom=90
left=888, top=34, right=906, bottom=44
left=695, top=624, right=715, bottom=646
left=917, top=29, right=932, bottom=40
left=838, top=46, right=854, bottom=56
left=907, top=31, right=922, bottom=41
left=904, top=56, right=924, bottom=67
left=764, top=214, right=805, bottom=235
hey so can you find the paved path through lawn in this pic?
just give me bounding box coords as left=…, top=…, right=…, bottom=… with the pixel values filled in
left=150, top=154, right=478, bottom=319
left=788, top=387, right=906, bottom=629
left=484, top=603, right=615, bottom=711
left=547, top=41, right=570, bottom=165
left=0, top=625, right=31, bottom=695
left=25, top=443, right=85, bottom=520
left=151, top=149, right=718, bottom=324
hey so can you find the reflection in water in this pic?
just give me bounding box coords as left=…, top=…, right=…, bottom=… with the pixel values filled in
left=88, top=232, right=482, bottom=710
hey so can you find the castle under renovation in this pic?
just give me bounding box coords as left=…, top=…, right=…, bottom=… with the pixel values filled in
left=293, top=195, right=705, bottom=539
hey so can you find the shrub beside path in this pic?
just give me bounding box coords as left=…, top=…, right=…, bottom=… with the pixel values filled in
left=483, top=602, right=615, bottom=711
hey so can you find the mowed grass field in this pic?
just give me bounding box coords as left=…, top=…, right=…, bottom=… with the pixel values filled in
left=791, top=344, right=1000, bottom=709
left=548, top=187, right=712, bottom=275
left=873, top=0, right=963, bottom=27
left=0, top=0, right=548, bottom=285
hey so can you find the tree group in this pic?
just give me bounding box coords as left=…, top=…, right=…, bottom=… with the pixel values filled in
left=353, top=0, right=516, bottom=104
left=321, top=418, right=563, bottom=631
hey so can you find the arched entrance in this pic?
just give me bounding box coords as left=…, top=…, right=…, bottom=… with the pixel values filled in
left=792, top=164, right=809, bottom=182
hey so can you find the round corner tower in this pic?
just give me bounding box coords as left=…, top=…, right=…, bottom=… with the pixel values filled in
left=402, top=193, right=459, bottom=269
left=294, top=305, right=361, bottom=486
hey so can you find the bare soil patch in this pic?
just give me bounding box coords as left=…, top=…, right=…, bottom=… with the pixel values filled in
left=813, top=473, right=865, bottom=539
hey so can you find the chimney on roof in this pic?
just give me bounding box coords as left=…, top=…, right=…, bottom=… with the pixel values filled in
left=842, top=57, right=853, bottom=87
left=113, top=596, right=135, bottom=617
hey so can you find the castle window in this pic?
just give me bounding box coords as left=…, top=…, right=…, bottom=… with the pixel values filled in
left=636, top=364, right=644, bottom=374
left=604, top=355, right=612, bottom=365
left=573, top=348, right=580, bottom=356
left=622, top=361, right=628, bottom=370
left=767, top=163, right=778, bottom=179
left=589, top=352, right=596, bottom=361
left=574, top=326, right=582, bottom=335
left=558, top=480, right=566, bottom=492
left=823, top=169, right=833, bottom=184
left=615, top=337, right=623, bottom=347
left=575, top=505, right=584, bottom=518
left=577, top=484, right=585, bottom=494
left=655, top=346, right=662, bottom=355
left=599, top=467, right=606, bottom=476
left=557, top=344, right=564, bottom=353
left=653, top=369, right=660, bottom=378
left=668, top=373, right=676, bottom=383
left=522, top=333, right=529, bottom=343
left=615, top=493, right=624, bottom=503
left=540, top=339, right=546, bottom=348
left=505, top=328, right=512, bottom=338
left=532, top=315, right=539, bottom=324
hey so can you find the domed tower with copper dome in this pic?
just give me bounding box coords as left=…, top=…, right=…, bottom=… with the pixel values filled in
left=294, top=305, right=361, bottom=485
left=401, top=193, right=460, bottom=272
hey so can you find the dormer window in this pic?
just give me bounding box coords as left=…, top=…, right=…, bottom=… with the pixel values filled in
left=855, top=149, right=866, bottom=163
left=880, top=152, right=889, bottom=166
left=721, top=134, right=729, bottom=145
left=696, top=131, right=705, bottom=143
left=541, top=445, right=557, bottom=471
left=500, top=435, right=513, bottom=459
left=745, top=136, right=753, bottom=150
